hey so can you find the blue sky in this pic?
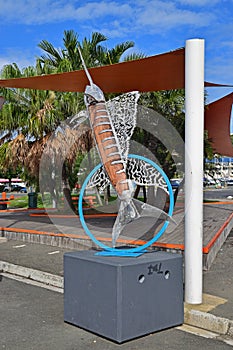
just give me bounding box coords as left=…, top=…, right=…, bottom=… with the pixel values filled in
left=0, top=0, right=233, bottom=104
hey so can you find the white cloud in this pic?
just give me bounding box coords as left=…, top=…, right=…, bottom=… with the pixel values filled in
left=0, top=0, right=215, bottom=31
left=0, top=58, right=10, bottom=71
left=0, top=50, right=36, bottom=72
left=0, top=0, right=132, bottom=25
left=1, top=0, right=232, bottom=82
left=80, top=0, right=216, bottom=42
left=135, top=0, right=215, bottom=30
left=206, top=55, right=233, bottom=84
left=90, top=0, right=216, bottom=39
left=74, top=2, right=132, bottom=21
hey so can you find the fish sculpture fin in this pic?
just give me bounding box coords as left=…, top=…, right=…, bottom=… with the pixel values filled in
left=87, top=156, right=169, bottom=198
left=112, top=189, right=175, bottom=248
left=87, top=165, right=111, bottom=192
left=106, top=91, right=140, bottom=159
left=126, top=157, right=169, bottom=193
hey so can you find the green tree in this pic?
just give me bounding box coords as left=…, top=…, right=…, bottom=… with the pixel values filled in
left=0, top=63, right=59, bottom=188
left=37, top=30, right=135, bottom=71
left=0, top=30, right=139, bottom=208
left=134, top=90, right=185, bottom=181
left=37, top=30, right=139, bottom=204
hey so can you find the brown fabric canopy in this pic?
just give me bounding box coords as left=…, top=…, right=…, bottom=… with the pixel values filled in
left=0, top=47, right=233, bottom=156
left=0, top=48, right=185, bottom=92
left=0, top=48, right=232, bottom=93
left=205, top=93, right=233, bottom=157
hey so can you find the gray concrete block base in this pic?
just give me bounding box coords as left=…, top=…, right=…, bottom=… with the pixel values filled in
left=64, top=250, right=184, bottom=343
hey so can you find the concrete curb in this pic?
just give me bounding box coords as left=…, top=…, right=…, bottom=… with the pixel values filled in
left=184, top=309, right=233, bottom=337
left=0, top=261, right=63, bottom=289
left=1, top=260, right=232, bottom=339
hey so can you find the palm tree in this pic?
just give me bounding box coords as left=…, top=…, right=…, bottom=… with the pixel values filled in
left=0, top=30, right=142, bottom=209
left=0, top=62, right=64, bottom=191
left=38, top=30, right=104, bottom=71
left=37, top=30, right=139, bottom=203
left=38, top=30, right=136, bottom=70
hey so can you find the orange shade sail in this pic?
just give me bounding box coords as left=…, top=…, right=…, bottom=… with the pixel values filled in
left=205, top=93, right=233, bottom=157
left=0, top=48, right=232, bottom=93
left=0, top=46, right=233, bottom=156
left=0, top=48, right=185, bottom=93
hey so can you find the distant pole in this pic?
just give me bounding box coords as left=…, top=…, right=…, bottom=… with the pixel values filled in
left=185, top=39, right=205, bottom=304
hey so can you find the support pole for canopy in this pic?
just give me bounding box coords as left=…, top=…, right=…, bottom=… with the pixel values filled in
left=185, top=39, right=205, bottom=304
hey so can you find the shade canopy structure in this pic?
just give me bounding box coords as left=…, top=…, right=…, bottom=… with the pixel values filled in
left=205, top=93, right=233, bottom=157
left=0, top=48, right=232, bottom=93
left=0, top=46, right=233, bottom=156
left=0, top=48, right=185, bottom=92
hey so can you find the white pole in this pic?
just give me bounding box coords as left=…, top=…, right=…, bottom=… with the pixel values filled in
left=185, top=39, right=205, bottom=304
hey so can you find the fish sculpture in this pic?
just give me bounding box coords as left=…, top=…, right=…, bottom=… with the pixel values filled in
left=71, top=48, right=173, bottom=247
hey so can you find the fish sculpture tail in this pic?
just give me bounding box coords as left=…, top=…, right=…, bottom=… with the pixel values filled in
left=112, top=179, right=174, bottom=247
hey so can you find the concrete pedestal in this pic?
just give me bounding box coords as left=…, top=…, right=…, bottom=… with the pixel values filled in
left=64, top=250, right=183, bottom=343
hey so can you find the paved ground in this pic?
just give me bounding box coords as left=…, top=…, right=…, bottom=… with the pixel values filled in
left=1, top=276, right=233, bottom=350
left=0, top=231, right=233, bottom=320
left=203, top=229, right=233, bottom=320
left=0, top=230, right=232, bottom=349
left=0, top=188, right=232, bottom=349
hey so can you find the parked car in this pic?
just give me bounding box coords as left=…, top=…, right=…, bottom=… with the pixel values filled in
left=10, top=184, right=27, bottom=192
left=203, top=178, right=215, bottom=187
left=11, top=185, right=22, bottom=192
left=3, top=186, right=11, bottom=192
left=226, top=179, right=233, bottom=186
left=19, top=187, right=27, bottom=193
left=170, top=179, right=182, bottom=190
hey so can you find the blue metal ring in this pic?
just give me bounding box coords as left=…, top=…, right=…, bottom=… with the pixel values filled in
left=78, top=154, right=174, bottom=253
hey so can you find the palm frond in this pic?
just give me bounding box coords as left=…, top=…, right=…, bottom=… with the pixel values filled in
left=38, top=40, right=64, bottom=65
left=123, top=52, right=146, bottom=61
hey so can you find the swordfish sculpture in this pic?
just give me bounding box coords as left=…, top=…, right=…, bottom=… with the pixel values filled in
left=72, top=47, right=174, bottom=247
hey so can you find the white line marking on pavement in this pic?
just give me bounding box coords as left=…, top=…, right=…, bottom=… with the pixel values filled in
left=13, top=244, right=26, bottom=248
left=48, top=250, right=60, bottom=255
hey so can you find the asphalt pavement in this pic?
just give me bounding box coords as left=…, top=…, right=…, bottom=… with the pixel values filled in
left=0, top=230, right=233, bottom=349
left=0, top=186, right=233, bottom=348
left=0, top=275, right=232, bottom=350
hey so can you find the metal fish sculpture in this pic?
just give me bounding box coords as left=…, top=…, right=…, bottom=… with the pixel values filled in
left=72, top=48, right=173, bottom=247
